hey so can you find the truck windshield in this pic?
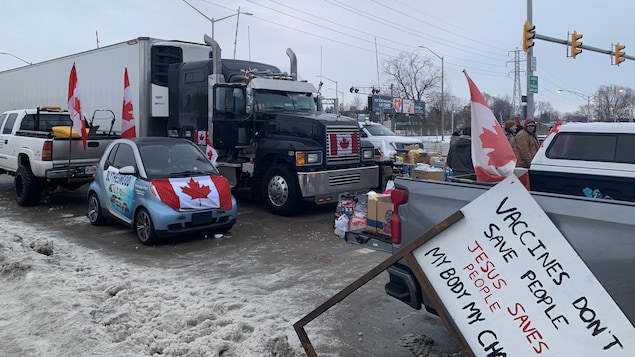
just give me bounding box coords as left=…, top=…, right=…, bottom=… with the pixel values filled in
left=253, top=90, right=316, bottom=113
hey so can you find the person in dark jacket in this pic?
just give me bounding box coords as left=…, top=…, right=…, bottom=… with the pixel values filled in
left=447, top=126, right=475, bottom=180
left=504, top=120, right=516, bottom=150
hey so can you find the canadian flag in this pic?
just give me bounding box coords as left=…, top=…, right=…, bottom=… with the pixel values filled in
left=121, top=68, right=136, bottom=138
left=464, top=71, right=518, bottom=183
left=194, top=130, right=207, bottom=145
left=329, top=133, right=359, bottom=156
left=67, top=63, right=87, bottom=150
left=206, top=136, right=218, bottom=167
left=151, top=175, right=232, bottom=210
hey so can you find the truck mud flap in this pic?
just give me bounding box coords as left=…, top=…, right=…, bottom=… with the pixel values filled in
left=344, top=229, right=392, bottom=254
left=385, top=263, right=427, bottom=312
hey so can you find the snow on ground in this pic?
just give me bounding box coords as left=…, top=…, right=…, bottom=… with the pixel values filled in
left=0, top=216, right=330, bottom=357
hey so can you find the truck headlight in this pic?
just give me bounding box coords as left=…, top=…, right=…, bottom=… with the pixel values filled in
left=362, top=148, right=374, bottom=160
left=296, top=151, right=322, bottom=165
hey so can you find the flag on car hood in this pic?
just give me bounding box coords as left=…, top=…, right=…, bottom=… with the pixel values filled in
left=464, top=71, right=517, bottom=182
left=151, top=176, right=232, bottom=210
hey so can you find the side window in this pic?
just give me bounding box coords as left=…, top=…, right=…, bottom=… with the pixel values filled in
left=104, top=144, right=119, bottom=169
left=2, top=113, right=18, bottom=134
left=0, top=113, right=7, bottom=132
left=19, top=114, right=36, bottom=131
left=112, top=143, right=137, bottom=170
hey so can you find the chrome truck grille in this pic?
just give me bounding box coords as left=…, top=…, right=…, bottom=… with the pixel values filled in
left=325, top=126, right=360, bottom=165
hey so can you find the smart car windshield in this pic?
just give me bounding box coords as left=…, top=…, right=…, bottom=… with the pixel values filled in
left=138, top=142, right=218, bottom=179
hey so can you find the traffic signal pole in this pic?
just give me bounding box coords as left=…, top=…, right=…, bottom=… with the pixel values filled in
left=526, top=0, right=535, bottom=121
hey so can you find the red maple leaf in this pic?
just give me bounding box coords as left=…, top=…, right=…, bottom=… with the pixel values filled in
left=199, top=132, right=205, bottom=142
left=122, top=101, right=133, bottom=121
left=180, top=178, right=211, bottom=206
left=339, top=137, right=350, bottom=149
left=480, top=126, right=515, bottom=168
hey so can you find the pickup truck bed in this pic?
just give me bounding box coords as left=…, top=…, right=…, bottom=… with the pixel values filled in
left=347, top=177, right=635, bottom=325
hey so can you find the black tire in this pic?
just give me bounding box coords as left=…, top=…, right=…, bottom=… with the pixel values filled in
left=261, top=165, right=299, bottom=216
left=135, top=208, right=158, bottom=245
left=15, top=164, right=43, bottom=207
left=87, top=192, right=107, bottom=226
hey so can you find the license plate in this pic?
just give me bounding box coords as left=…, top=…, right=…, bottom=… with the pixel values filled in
left=85, top=166, right=96, bottom=175
left=191, top=211, right=214, bottom=226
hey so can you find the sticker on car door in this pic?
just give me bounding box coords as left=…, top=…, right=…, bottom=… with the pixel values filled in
left=104, top=166, right=136, bottom=219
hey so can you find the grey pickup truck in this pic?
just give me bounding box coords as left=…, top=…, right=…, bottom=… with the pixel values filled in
left=345, top=122, right=635, bottom=325
left=0, top=106, right=119, bottom=206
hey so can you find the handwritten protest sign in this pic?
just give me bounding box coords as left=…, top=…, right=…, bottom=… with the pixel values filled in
left=413, top=175, right=635, bottom=356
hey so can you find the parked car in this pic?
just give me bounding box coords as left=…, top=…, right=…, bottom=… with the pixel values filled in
left=358, top=121, right=425, bottom=159
left=87, top=137, right=237, bottom=245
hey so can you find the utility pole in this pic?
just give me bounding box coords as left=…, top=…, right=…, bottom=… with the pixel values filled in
left=509, top=48, right=523, bottom=119
left=526, top=0, right=535, bottom=121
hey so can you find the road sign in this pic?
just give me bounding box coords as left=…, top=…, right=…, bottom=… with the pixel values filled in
left=529, top=75, right=538, bottom=93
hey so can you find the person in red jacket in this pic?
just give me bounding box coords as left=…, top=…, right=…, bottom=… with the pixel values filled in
left=514, top=119, right=540, bottom=168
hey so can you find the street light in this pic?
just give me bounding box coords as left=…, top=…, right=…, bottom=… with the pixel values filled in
left=317, top=75, right=339, bottom=111
left=181, top=0, right=253, bottom=40
left=419, top=46, right=444, bottom=140
left=0, top=52, right=31, bottom=65
left=557, top=89, right=591, bottom=122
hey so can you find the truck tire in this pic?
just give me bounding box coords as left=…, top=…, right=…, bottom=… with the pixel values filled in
left=262, top=165, right=299, bottom=216
left=15, top=164, right=43, bottom=207
left=87, top=192, right=107, bottom=225
left=135, top=208, right=158, bottom=246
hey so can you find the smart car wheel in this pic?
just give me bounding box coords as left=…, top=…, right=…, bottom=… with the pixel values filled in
left=135, top=208, right=158, bottom=245
left=87, top=192, right=106, bottom=225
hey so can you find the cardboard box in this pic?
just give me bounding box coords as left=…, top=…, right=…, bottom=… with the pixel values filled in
left=413, top=169, right=445, bottom=181
left=366, top=194, right=393, bottom=236
left=414, top=153, right=431, bottom=164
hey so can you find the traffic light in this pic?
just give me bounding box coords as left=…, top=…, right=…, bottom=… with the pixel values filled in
left=571, top=31, right=583, bottom=59
left=615, top=43, right=626, bottom=66
left=522, top=21, right=536, bottom=53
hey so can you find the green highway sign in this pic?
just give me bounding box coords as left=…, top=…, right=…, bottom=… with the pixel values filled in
left=529, top=75, right=538, bottom=93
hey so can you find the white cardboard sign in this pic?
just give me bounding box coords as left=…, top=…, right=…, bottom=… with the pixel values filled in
left=413, top=176, right=635, bottom=356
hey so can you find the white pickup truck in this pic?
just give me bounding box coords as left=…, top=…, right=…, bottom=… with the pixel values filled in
left=0, top=106, right=119, bottom=206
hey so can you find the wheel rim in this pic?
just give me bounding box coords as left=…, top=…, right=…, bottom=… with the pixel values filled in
left=267, top=174, right=289, bottom=207
left=88, top=195, right=100, bottom=223
left=136, top=211, right=151, bottom=242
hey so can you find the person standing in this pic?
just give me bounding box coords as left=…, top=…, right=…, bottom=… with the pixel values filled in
left=514, top=119, right=540, bottom=168
left=447, top=126, right=475, bottom=179
left=504, top=120, right=517, bottom=150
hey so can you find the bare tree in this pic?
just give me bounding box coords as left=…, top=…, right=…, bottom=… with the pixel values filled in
left=593, top=85, right=635, bottom=122
left=382, top=51, right=440, bottom=101
left=349, top=96, right=365, bottom=111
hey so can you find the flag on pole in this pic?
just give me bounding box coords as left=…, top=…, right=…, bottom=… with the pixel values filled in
left=464, top=70, right=517, bottom=183
left=206, top=136, right=218, bottom=167
left=67, top=63, right=87, bottom=150
left=121, top=68, right=136, bottom=138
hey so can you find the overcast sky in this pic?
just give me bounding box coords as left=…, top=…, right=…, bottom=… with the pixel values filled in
left=2, top=0, right=633, bottom=116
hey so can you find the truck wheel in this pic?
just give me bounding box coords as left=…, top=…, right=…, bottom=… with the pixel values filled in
left=262, top=165, right=299, bottom=216
left=15, top=165, right=43, bottom=207
left=135, top=208, right=158, bottom=245
left=87, top=192, right=106, bottom=226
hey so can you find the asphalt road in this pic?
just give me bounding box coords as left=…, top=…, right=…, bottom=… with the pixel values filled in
left=0, top=175, right=459, bottom=356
